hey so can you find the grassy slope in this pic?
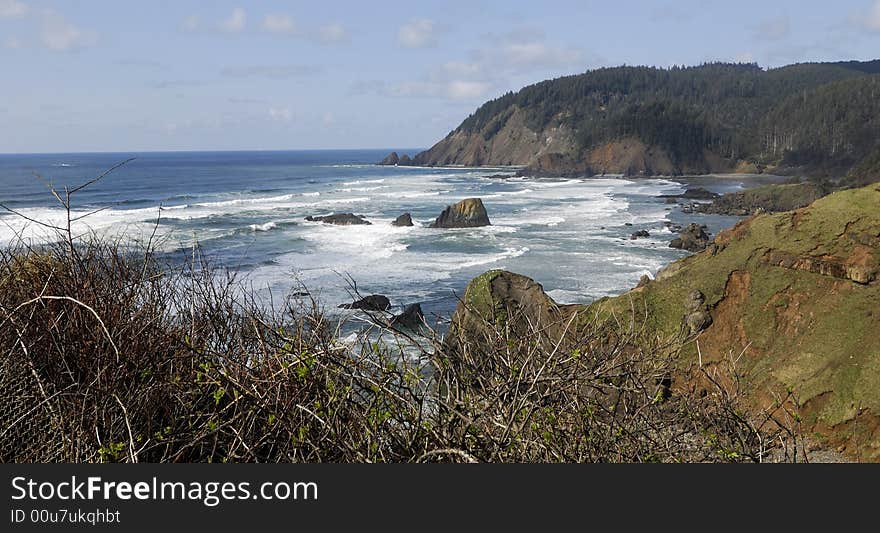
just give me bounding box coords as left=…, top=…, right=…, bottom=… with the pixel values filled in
left=586, top=183, right=880, bottom=458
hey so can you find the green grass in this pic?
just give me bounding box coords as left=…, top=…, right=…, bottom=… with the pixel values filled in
left=584, top=184, right=880, bottom=457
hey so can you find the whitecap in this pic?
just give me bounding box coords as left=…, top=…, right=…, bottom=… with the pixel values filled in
left=342, top=178, right=385, bottom=186
left=249, top=222, right=277, bottom=232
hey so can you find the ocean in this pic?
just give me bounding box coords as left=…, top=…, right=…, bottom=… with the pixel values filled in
left=0, top=149, right=751, bottom=326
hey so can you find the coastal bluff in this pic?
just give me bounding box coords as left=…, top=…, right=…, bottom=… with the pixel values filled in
left=448, top=183, right=880, bottom=461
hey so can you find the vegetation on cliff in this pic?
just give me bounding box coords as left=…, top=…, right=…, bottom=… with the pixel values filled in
left=407, top=60, right=880, bottom=178
left=459, top=184, right=880, bottom=460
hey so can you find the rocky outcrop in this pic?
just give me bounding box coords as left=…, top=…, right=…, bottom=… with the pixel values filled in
left=630, top=230, right=650, bottom=240
left=682, top=290, right=712, bottom=335
left=391, top=213, right=414, bottom=227
left=305, top=213, right=371, bottom=225
left=659, top=187, right=720, bottom=200
left=444, top=270, right=576, bottom=359
left=762, top=250, right=878, bottom=284
left=379, top=152, right=400, bottom=165
left=669, top=224, right=711, bottom=252
left=338, top=294, right=391, bottom=311
left=379, top=152, right=416, bottom=166
left=429, top=198, right=491, bottom=228
left=696, top=183, right=829, bottom=216
left=391, top=303, right=424, bottom=329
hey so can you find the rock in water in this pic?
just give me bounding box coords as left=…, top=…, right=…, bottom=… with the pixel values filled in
left=379, top=152, right=399, bottom=165
left=305, top=213, right=371, bottom=225
left=658, top=187, right=719, bottom=200
left=338, top=294, right=391, bottom=311
left=398, top=154, right=413, bottom=165
left=669, top=223, right=710, bottom=252
left=429, top=198, right=491, bottom=228
left=391, top=303, right=424, bottom=329
left=391, top=213, right=414, bottom=227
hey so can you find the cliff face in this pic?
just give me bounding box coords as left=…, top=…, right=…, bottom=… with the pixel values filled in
left=396, top=61, right=880, bottom=178
left=412, top=106, right=578, bottom=167
left=450, top=183, right=880, bottom=460
left=411, top=110, right=731, bottom=175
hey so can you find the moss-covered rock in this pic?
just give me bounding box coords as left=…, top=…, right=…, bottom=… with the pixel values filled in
left=444, top=270, right=577, bottom=359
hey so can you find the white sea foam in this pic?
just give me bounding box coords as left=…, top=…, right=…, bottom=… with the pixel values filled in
left=337, top=186, right=385, bottom=193
left=546, top=289, right=585, bottom=303
left=454, top=246, right=529, bottom=269
left=342, top=178, right=385, bottom=185
left=249, top=222, right=277, bottom=232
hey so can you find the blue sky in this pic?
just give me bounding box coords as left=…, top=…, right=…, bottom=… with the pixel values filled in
left=1, top=0, right=879, bottom=153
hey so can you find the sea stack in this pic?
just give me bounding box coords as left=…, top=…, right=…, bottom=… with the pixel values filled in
left=429, top=198, right=491, bottom=228
left=379, top=152, right=400, bottom=165
left=391, top=213, right=414, bottom=227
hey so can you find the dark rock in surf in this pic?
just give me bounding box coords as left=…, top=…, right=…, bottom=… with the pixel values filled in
left=391, top=303, right=424, bottom=329
left=658, top=187, right=719, bottom=200
left=305, top=213, right=371, bottom=225
left=392, top=213, right=414, bottom=227
left=669, top=223, right=711, bottom=252
left=338, top=294, right=391, bottom=312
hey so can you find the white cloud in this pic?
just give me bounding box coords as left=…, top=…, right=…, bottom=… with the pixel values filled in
left=385, top=30, right=590, bottom=103
left=317, top=23, right=347, bottom=43
left=268, top=107, right=293, bottom=122
left=263, top=14, right=296, bottom=34
left=850, top=1, right=880, bottom=31
left=0, top=4, right=95, bottom=52
left=398, top=18, right=436, bottom=48
left=40, top=9, right=94, bottom=52
left=0, top=0, right=26, bottom=18
left=220, top=8, right=246, bottom=33
left=445, top=80, right=492, bottom=100
left=442, top=61, right=482, bottom=77
left=869, top=0, right=880, bottom=30
left=499, top=40, right=584, bottom=71
left=392, top=80, right=491, bottom=101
